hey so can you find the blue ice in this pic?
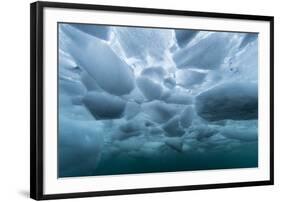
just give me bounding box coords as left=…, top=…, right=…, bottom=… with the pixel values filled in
left=58, top=23, right=259, bottom=177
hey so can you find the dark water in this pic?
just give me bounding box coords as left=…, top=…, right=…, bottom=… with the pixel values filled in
left=61, top=141, right=258, bottom=177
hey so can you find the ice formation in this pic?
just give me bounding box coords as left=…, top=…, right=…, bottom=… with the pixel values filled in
left=59, top=117, right=104, bottom=177
left=136, top=76, right=163, bottom=100
left=195, top=82, right=258, bottom=121
left=175, top=29, right=199, bottom=48
left=70, top=23, right=111, bottom=40
left=59, top=23, right=259, bottom=177
left=173, top=32, right=237, bottom=69
left=61, top=25, right=135, bottom=96
left=83, top=92, right=127, bottom=120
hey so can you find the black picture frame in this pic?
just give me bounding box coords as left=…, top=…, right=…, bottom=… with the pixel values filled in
left=30, top=1, right=274, bottom=200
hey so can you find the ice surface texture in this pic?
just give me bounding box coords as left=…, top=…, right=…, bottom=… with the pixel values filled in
left=61, top=25, right=135, bottom=96
left=70, top=23, right=111, bottom=40
left=196, top=82, right=258, bottom=121
left=58, top=23, right=258, bottom=177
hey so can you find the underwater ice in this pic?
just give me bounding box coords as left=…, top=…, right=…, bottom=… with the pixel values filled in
left=70, top=23, right=111, bottom=40
left=195, top=82, right=258, bottom=121
left=83, top=92, right=126, bottom=119
left=59, top=117, right=104, bottom=177
left=176, top=69, right=207, bottom=89
left=136, top=76, right=163, bottom=100
left=59, top=23, right=259, bottom=177
left=61, top=25, right=135, bottom=96
left=112, top=27, right=173, bottom=64
left=173, top=32, right=237, bottom=69
left=175, top=29, right=199, bottom=48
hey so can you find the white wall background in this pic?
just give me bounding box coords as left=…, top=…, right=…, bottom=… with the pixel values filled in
left=0, top=0, right=279, bottom=201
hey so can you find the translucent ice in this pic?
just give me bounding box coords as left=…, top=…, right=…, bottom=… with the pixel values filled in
left=136, top=76, right=163, bottom=101
left=59, top=50, right=77, bottom=70
left=239, top=33, right=258, bottom=49
left=138, top=141, right=165, bottom=157
left=224, top=40, right=258, bottom=82
left=163, top=91, right=193, bottom=105
left=176, top=69, right=207, bottom=89
left=195, top=82, right=258, bottom=121
left=173, top=33, right=235, bottom=69
left=122, top=87, right=146, bottom=104
left=80, top=71, right=102, bottom=91
left=141, top=66, right=166, bottom=82
left=70, top=23, right=111, bottom=40
left=112, top=130, right=142, bottom=141
left=164, top=137, right=183, bottom=152
left=62, top=25, right=135, bottom=95
left=148, top=126, right=164, bottom=135
left=180, top=106, right=195, bottom=128
left=112, top=121, right=143, bottom=141
left=142, top=101, right=183, bottom=124
left=59, top=77, right=86, bottom=96
left=114, top=136, right=146, bottom=152
left=174, top=29, right=199, bottom=48
left=83, top=92, right=127, bottom=120
left=60, top=95, right=94, bottom=121
left=58, top=23, right=259, bottom=176
left=163, top=77, right=176, bottom=89
left=119, top=120, right=144, bottom=133
left=113, top=27, right=173, bottom=63
left=191, top=124, right=218, bottom=141
left=124, top=101, right=141, bottom=120
left=162, top=116, right=186, bottom=137
left=59, top=117, right=104, bottom=177
left=220, top=120, right=257, bottom=141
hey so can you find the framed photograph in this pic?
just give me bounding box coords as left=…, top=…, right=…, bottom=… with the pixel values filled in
left=30, top=1, right=274, bottom=200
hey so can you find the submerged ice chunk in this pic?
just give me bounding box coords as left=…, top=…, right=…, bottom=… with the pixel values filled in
left=124, top=101, right=141, bottom=120
left=112, top=130, right=142, bottom=141
left=132, top=141, right=165, bottom=158
left=173, top=33, right=234, bottom=69
left=59, top=118, right=104, bottom=177
left=195, top=82, right=258, bottom=121
left=60, top=95, right=94, bottom=121
left=83, top=92, right=126, bottom=120
left=164, top=137, right=183, bottom=152
left=59, top=78, right=86, bottom=96
left=122, top=87, right=146, bottom=103
left=180, top=106, right=195, bottom=128
left=148, top=126, right=164, bottom=135
left=142, top=101, right=182, bottom=124
left=164, top=91, right=193, bottom=105
left=113, top=27, right=173, bottom=62
left=80, top=71, right=102, bottom=91
left=141, top=66, right=166, bottom=82
left=113, top=135, right=146, bottom=153
left=71, top=96, right=83, bottom=105
left=136, top=76, right=163, bottom=101
left=59, top=50, right=77, bottom=70
left=70, top=23, right=111, bottom=40
left=239, top=33, right=258, bottom=49
left=221, top=120, right=257, bottom=141
left=175, top=29, right=199, bottom=48
left=112, top=120, right=143, bottom=141
left=163, top=77, right=176, bottom=89
left=176, top=69, right=207, bottom=89
left=63, top=25, right=135, bottom=95
left=162, top=116, right=185, bottom=137
left=191, top=124, right=218, bottom=141
left=225, top=40, right=258, bottom=82
left=119, top=120, right=144, bottom=133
